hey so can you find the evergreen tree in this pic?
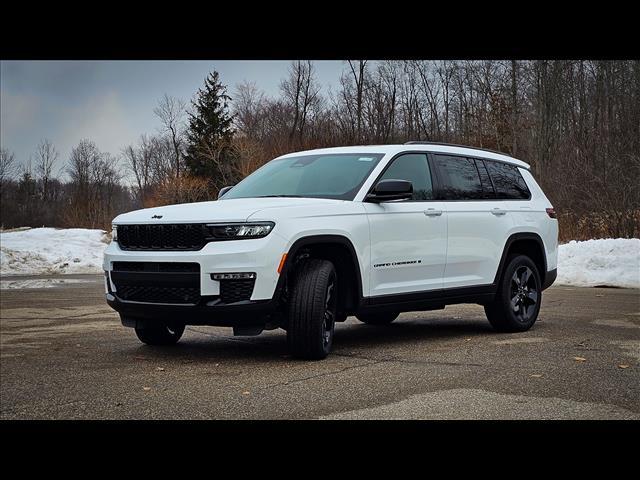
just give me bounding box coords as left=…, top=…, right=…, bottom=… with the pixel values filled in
left=184, top=71, right=236, bottom=184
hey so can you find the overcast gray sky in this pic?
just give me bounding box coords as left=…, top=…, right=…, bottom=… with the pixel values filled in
left=0, top=60, right=348, bottom=178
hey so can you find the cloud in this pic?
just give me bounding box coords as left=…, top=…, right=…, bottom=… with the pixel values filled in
left=57, top=90, right=136, bottom=158
left=1, top=86, right=136, bottom=181
left=0, top=89, right=41, bottom=142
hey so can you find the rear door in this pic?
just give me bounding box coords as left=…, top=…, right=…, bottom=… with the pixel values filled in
left=364, top=153, right=447, bottom=297
left=430, top=154, right=514, bottom=289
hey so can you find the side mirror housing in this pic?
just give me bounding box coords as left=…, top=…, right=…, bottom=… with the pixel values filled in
left=366, top=179, right=413, bottom=203
left=218, top=185, right=234, bottom=199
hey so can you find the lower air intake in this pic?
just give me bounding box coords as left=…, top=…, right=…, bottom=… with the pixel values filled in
left=116, top=285, right=201, bottom=305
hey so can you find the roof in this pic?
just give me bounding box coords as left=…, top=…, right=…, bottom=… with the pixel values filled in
left=276, top=143, right=530, bottom=169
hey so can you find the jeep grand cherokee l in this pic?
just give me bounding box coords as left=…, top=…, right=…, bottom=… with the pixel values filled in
left=104, top=142, right=558, bottom=359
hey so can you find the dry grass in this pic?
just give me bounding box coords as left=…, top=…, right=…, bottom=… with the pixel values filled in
left=558, top=209, right=640, bottom=242
left=146, top=175, right=212, bottom=207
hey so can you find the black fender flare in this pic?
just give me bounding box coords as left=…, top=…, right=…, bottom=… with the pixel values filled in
left=274, top=234, right=364, bottom=301
left=494, top=232, right=552, bottom=288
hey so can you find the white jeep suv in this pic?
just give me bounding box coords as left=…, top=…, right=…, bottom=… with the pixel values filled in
left=104, top=142, right=558, bottom=359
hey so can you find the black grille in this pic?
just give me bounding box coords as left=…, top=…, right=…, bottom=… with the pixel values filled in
left=117, top=224, right=209, bottom=250
left=113, top=262, right=199, bottom=273
left=116, top=285, right=200, bottom=304
left=220, top=279, right=255, bottom=304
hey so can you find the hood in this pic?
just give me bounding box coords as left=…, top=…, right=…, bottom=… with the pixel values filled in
left=113, top=197, right=346, bottom=224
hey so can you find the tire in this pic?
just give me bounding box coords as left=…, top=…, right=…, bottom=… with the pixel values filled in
left=485, top=254, right=542, bottom=332
left=134, top=322, right=185, bottom=346
left=287, top=258, right=338, bottom=360
left=356, top=312, right=399, bottom=325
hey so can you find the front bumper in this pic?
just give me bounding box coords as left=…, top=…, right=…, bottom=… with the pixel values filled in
left=103, top=232, right=286, bottom=300
left=103, top=233, right=288, bottom=326
left=106, top=292, right=278, bottom=327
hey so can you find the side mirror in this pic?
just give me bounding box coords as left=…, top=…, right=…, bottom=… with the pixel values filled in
left=366, top=179, right=413, bottom=203
left=218, top=185, right=234, bottom=199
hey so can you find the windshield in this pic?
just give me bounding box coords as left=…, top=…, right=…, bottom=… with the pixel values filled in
left=221, top=153, right=385, bottom=201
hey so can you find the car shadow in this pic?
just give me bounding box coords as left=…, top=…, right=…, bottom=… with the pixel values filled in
left=123, top=316, right=499, bottom=363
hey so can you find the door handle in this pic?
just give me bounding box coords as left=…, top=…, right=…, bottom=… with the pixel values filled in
left=491, top=208, right=507, bottom=216
left=424, top=208, right=442, bottom=216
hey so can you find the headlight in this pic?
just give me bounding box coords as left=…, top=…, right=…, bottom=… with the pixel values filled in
left=111, top=224, right=118, bottom=242
left=206, top=222, right=275, bottom=240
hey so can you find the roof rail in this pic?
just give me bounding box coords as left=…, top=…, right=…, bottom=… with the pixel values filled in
left=404, top=141, right=510, bottom=157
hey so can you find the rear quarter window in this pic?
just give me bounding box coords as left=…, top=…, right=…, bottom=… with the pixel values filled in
left=484, top=160, right=531, bottom=199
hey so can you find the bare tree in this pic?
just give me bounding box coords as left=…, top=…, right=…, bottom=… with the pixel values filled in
left=364, top=61, right=399, bottom=143
left=154, top=94, right=186, bottom=179
left=234, top=81, right=267, bottom=138
left=280, top=61, right=321, bottom=144
left=348, top=60, right=368, bottom=142
left=33, top=139, right=58, bottom=201
left=0, top=148, right=17, bottom=183
left=66, top=139, right=125, bottom=228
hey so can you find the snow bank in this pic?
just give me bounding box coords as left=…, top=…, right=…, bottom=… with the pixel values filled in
left=0, top=228, right=109, bottom=275
left=556, top=238, right=640, bottom=288
left=0, top=278, right=93, bottom=289
left=0, top=228, right=638, bottom=289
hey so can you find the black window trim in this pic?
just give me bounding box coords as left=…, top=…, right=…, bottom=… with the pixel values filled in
left=474, top=158, right=497, bottom=199
left=365, top=150, right=532, bottom=203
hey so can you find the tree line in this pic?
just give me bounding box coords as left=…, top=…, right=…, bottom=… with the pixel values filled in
left=1, top=60, right=638, bottom=240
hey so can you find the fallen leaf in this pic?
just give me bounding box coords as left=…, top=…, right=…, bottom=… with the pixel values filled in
left=618, top=364, right=630, bottom=369
left=573, top=356, right=587, bottom=362
left=143, top=386, right=151, bottom=391
left=156, top=367, right=165, bottom=372
left=530, top=374, right=543, bottom=378
left=242, top=391, right=250, bottom=395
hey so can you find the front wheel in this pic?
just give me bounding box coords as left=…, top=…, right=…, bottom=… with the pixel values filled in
left=485, top=254, right=541, bottom=332
left=134, top=322, right=185, bottom=346
left=287, top=258, right=337, bottom=360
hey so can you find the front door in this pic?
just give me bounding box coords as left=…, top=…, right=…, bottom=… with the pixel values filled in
left=364, top=153, right=448, bottom=297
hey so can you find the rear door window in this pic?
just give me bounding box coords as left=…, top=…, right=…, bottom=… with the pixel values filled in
left=431, top=155, right=484, bottom=200
left=484, top=160, right=530, bottom=199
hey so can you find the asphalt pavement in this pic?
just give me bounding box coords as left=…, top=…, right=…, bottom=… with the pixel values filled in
left=0, top=274, right=638, bottom=419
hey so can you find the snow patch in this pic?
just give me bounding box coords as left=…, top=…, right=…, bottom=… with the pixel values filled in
left=0, top=228, right=110, bottom=275
left=0, top=278, right=92, bottom=289
left=556, top=238, right=640, bottom=288
left=0, top=228, right=638, bottom=289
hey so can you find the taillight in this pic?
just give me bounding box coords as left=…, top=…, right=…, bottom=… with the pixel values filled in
left=546, top=208, right=557, bottom=219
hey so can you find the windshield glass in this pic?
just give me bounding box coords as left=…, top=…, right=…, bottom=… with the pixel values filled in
left=221, top=153, right=384, bottom=201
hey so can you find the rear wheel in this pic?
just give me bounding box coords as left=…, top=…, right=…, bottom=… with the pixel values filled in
left=287, top=258, right=337, bottom=360
left=356, top=312, right=399, bottom=325
left=134, top=322, right=185, bottom=346
left=485, top=254, right=541, bottom=332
